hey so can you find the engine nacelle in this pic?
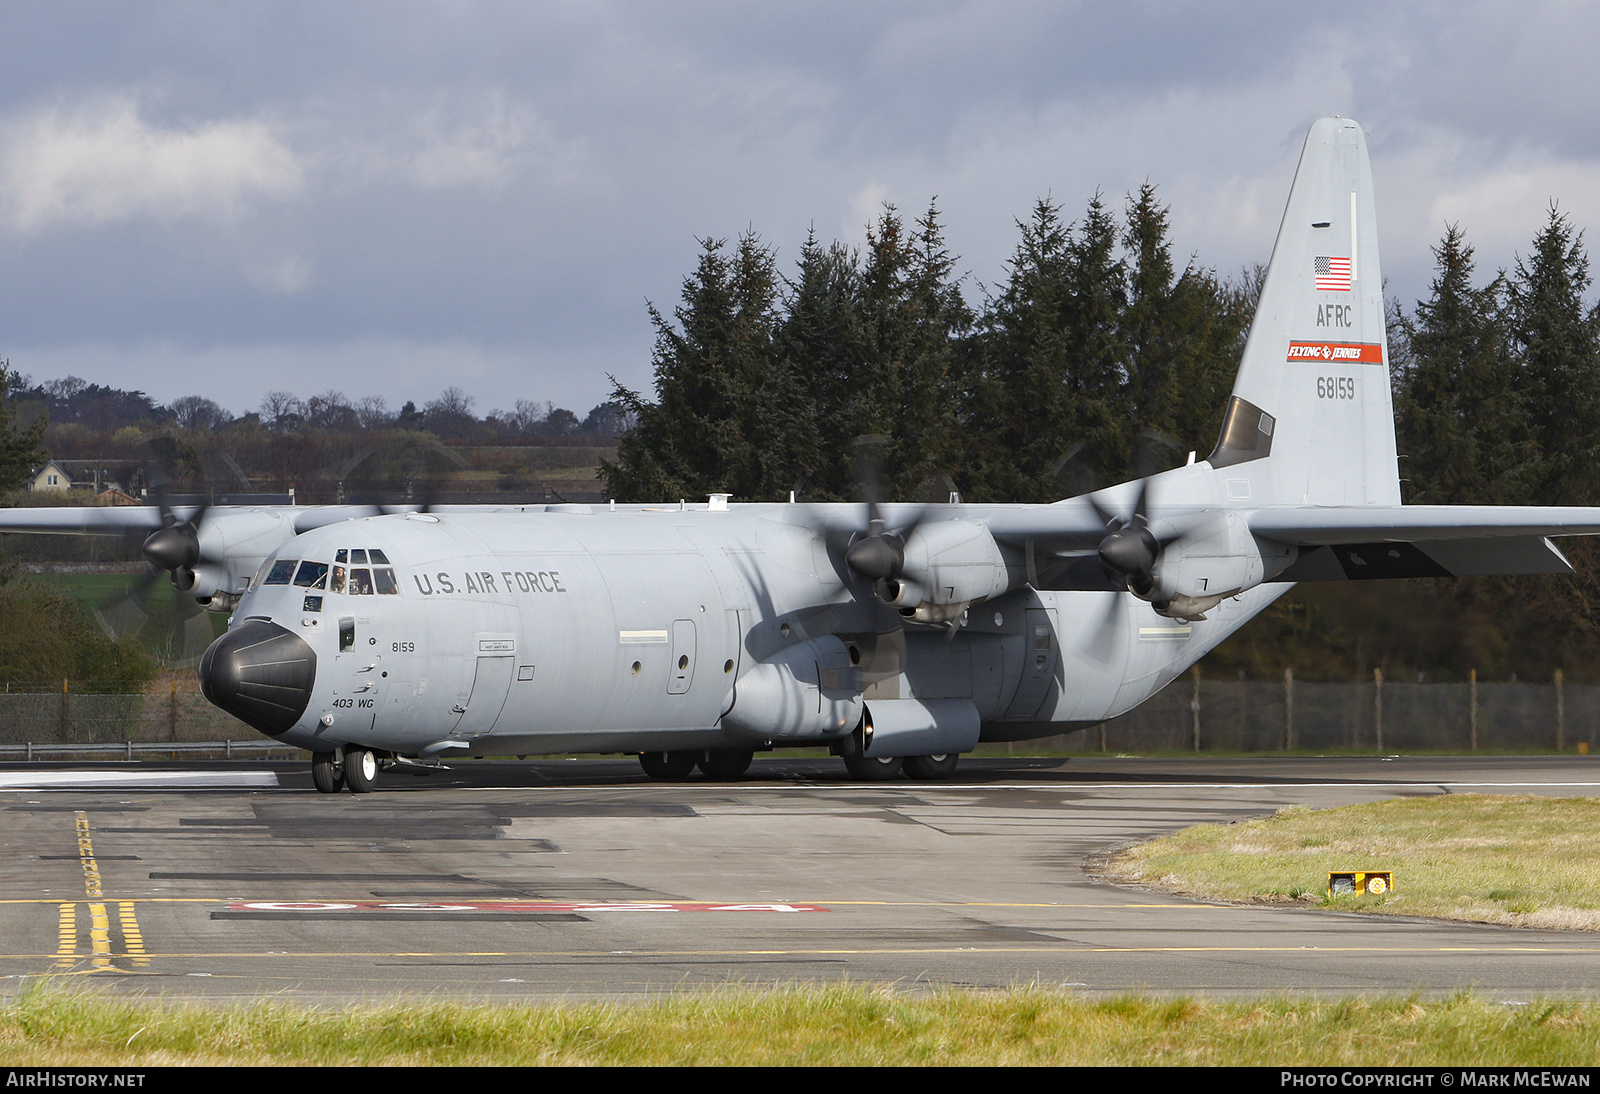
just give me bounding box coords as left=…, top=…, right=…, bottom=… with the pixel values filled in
left=721, top=636, right=864, bottom=741
left=879, top=519, right=1016, bottom=613
left=1144, top=510, right=1296, bottom=620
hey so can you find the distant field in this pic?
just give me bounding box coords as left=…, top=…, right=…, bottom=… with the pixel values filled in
left=459, top=445, right=615, bottom=471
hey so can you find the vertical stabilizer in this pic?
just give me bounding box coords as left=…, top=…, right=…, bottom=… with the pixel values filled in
left=1209, top=118, right=1400, bottom=507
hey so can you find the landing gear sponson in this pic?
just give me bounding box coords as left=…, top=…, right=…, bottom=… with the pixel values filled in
left=311, top=744, right=959, bottom=790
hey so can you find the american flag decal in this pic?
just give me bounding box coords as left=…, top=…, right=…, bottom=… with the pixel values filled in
left=1314, top=255, right=1352, bottom=291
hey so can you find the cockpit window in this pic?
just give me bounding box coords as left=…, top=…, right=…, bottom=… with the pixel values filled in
left=324, top=550, right=399, bottom=595
left=293, top=561, right=329, bottom=588
left=263, top=559, right=298, bottom=585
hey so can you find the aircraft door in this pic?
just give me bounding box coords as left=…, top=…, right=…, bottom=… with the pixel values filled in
left=668, top=619, right=696, bottom=695
left=450, top=633, right=516, bottom=735
left=332, top=613, right=384, bottom=733
left=1003, top=607, right=1060, bottom=719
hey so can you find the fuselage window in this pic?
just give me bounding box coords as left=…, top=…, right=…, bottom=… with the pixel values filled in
left=263, top=559, right=299, bottom=585
left=350, top=568, right=374, bottom=595
left=293, top=561, right=329, bottom=589
left=374, top=567, right=398, bottom=594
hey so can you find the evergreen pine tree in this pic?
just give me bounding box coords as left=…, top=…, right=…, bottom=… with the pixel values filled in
left=851, top=202, right=973, bottom=500
left=964, top=198, right=1079, bottom=501
left=0, top=360, right=46, bottom=495
left=1121, top=183, right=1248, bottom=466
left=1061, top=192, right=1131, bottom=478
left=600, top=233, right=780, bottom=501
left=1508, top=205, right=1600, bottom=505
left=774, top=230, right=861, bottom=499
left=1394, top=225, right=1530, bottom=504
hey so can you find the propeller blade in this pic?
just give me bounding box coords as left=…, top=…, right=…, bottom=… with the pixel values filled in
left=91, top=569, right=163, bottom=643
left=1084, top=588, right=1129, bottom=665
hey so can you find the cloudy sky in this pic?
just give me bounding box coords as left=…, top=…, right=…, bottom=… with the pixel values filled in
left=2, top=1, right=1597, bottom=420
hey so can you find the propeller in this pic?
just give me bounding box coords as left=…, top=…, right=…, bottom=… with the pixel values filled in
left=93, top=574, right=221, bottom=669
left=838, top=435, right=931, bottom=596
left=140, top=483, right=216, bottom=593
left=88, top=452, right=231, bottom=667
left=798, top=437, right=943, bottom=685
left=1087, top=478, right=1172, bottom=599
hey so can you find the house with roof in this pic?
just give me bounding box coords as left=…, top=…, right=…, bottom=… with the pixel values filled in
left=29, top=460, right=137, bottom=497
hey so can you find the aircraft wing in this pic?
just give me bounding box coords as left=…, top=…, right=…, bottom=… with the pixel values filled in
left=1248, top=505, right=1600, bottom=580
left=979, top=501, right=1112, bottom=553
left=978, top=501, right=1600, bottom=582
left=1247, top=505, right=1600, bottom=544
left=0, top=506, right=171, bottom=534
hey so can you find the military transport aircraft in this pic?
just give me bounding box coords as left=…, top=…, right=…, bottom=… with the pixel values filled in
left=6, top=117, right=1600, bottom=792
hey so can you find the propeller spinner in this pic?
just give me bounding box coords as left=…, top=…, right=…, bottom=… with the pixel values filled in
left=140, top=486, right=214, bottom=593
left=1089, top=478, right=1177, bottom=607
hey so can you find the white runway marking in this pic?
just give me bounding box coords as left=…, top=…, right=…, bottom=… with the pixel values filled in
left=451, top=780, right=1600, bottom=793
left=0, top=770, right=281, bottom=790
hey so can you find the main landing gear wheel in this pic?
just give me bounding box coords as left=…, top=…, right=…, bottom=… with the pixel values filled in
left=697, top=749, right=754, bottom=780
left=311, top=750, right=344, bottom=794
left=638, top=751, right=698, bottom=780
left=839, top=733, right=903, bottom=781
left=903, top=753, right=960, bottom=780
left=343, top=745, right=379, bottom=794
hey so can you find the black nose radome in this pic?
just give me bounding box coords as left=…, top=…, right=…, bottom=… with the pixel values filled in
left=199, top=621, right=317, bottom=737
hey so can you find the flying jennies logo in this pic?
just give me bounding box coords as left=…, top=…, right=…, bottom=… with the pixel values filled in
left=1286, top=341, right=1383, bottom=363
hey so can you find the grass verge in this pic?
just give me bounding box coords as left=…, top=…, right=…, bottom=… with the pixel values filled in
left=4, top=985, right=1600, bottom=1066
left=1106, top=793, right=1600, bottom=929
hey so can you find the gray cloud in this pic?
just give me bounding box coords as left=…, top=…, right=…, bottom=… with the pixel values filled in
left=2, top=1, right=1598, bottom=415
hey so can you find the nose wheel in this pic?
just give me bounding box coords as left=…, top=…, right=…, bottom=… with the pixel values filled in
left=310, top=746, right=381, bottom=793
left=311, top=751, right=344, bottom=793
left=344, top=746, right=380, bottom=793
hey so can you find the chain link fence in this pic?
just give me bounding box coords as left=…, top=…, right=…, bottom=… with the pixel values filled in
left=0, top=683, right=252, bottom=750
left=0, top=672, right=1594, bottom=756
left=1065, top=670, right=1598, bottom=753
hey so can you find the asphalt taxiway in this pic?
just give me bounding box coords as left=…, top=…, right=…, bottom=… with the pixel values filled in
left=3, top=754, right=1600, bottom=1002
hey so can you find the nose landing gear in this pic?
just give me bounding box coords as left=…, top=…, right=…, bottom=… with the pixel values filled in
left=310, top=745, right=382, bottom=794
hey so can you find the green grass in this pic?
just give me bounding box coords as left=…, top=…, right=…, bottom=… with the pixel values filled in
left=1109, top=794, right=1600, bottom=929
left=5, top=985, right=1600, bottom=1066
